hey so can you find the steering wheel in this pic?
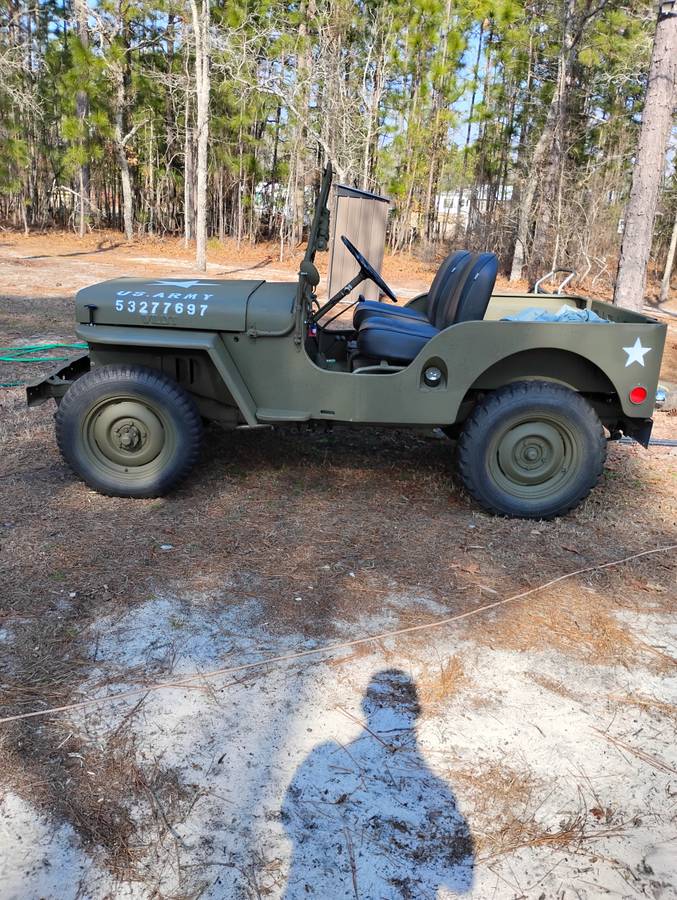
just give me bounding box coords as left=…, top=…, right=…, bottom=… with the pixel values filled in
left=341, top=235, right=397, bottom=302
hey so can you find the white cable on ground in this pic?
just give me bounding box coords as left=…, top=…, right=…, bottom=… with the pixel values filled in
left=0, top=544, right=674, bottom=726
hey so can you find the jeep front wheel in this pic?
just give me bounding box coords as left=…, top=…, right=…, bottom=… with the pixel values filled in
left=55, top=365, right=202, bottom=498
left=456, top=381, right=606, bottom=519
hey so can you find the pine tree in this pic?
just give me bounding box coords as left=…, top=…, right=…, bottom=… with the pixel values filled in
left=0, top=0, right=672, bottom=298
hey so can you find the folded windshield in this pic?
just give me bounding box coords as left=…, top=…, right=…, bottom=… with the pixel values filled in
left=304, top=163, right=333, bottom=264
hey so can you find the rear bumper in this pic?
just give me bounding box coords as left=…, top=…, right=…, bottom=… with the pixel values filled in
left=26, top=353, right=90, bottom=407
left=620, top=417, right=653, bottom=449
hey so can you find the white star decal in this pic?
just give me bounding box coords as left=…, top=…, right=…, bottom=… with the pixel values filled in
left=151, top=280, right=219, bottom=288
left=622, top=337, right=651, bottom=368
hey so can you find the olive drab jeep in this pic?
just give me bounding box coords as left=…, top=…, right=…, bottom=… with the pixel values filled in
left=28, top=164, right=667, bottom=519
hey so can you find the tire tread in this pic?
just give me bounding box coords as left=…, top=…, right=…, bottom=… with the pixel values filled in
left=55, top=365, right=202, bottom=498
left=456, top=381, right=606, bottom=519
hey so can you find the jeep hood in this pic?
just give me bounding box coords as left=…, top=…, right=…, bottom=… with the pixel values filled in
left=76, top=277, right=297, bottom=333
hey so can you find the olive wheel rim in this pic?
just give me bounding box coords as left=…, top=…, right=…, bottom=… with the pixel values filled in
left=81, top=396, right=177, bottom=483
left=487, top=413, right=582, bottom=501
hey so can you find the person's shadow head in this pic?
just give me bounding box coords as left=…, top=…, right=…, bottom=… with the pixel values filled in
left=361, top=666, right=422, bottom=728
left=282, top=667, right=474, bottom=898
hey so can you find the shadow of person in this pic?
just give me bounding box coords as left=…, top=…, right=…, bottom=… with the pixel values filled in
left=281, top=668, right=474, bottom=898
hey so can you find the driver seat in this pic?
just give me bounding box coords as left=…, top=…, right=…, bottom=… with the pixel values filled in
left=353, top=250, right=474, bottom=329
left=356, top=252, right=498, bottom=365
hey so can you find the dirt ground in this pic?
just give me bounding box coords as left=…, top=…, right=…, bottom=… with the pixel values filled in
left=0, top=233, right=676, bottom=899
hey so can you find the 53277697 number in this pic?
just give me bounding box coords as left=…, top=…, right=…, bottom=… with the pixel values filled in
left=114, top=298, right=209, bottom=317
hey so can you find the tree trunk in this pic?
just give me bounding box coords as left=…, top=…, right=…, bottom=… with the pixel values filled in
left=527, top=0, right=576, bottom=287
left=117, top=143, right=134, bottom=241
left=148, top=121, right=155, bottom=235
left=467, top=21, right=494, bottom=242
left=190, top=0, right=210, bottom=272
left=183, top=24, right=194, bottom=248
left=218, top=168, right=225, bottom=242
left=74, top=0, right=90, bottom=238
left=455, top=20, right=484, bottom=243
left=659, top=205, right=677, bottom=304
left=509, top=119, right=553, bottom=282
left=507, top=30, right=534, bottom=278
left=291, top=0, right=315, bottom=247
left=113, top=68, right=134, bottom=241
left=237, top=122, right=244, bottom=248
left=268, top=103, right=281, bottom=235
left=184, top=122, right=193, bottom=245
left=614, top=5, right=677, bottom=311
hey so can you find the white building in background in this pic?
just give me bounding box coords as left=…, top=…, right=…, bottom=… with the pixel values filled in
left=436, top=185, right=513, bottom=231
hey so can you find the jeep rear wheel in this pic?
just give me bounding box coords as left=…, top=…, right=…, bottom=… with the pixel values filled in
left=456, top=381, right=606, bottom=519
left=56, top=365, right=202, bottom=498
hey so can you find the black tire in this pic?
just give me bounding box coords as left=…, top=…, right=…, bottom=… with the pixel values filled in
left=55, top=365, right=202, bottom=498
left=456, top=381, right=606, bottom=519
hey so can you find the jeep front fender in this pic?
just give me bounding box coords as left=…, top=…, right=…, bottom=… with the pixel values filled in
left=74, top=325, right=258, bottom=426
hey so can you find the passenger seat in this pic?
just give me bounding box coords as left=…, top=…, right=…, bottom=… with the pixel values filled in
left=356, top=252, right=498, bottom=365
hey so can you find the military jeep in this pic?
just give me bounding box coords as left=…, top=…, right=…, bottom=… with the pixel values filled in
left=28, top=164, right=666, bottom=519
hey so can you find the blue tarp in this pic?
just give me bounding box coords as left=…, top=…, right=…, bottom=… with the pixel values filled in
left=502, top=304, right=609, bottom=324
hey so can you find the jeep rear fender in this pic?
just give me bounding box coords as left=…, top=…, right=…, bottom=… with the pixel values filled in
left=419, top=319, right=666, bottom=419
left=469, top=349, right=616, bottom=395
left=74, top=324, right=258, bottom=425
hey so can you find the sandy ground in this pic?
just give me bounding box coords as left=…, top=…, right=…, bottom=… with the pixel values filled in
left=0, top=232, right=676, bottom=900
left=2, top=581, right=676, bottom=899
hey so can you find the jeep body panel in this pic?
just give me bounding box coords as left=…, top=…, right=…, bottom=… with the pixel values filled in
left=223, top=317, right=665, bottom=424
left=75, top=295, right=665, bottom=427
left=245, top=282, right=297, bottom=334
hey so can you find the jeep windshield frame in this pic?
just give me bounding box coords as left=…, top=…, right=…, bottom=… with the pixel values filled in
left=293, top=162, right=333, bottom=340
left=303, top=162, right=333, bottom=265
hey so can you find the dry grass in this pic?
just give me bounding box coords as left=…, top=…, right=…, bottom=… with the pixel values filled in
left=528, top=672, right=586, bottom=702
left=1, top=705, right=193, bottom=882
left=472, top=579, right=677, bottom=671
left=607, top=691, right=677, bottom=720
left=416, top=654, right=467, bottom=706
left=452, top=763, right=577, bottom=862
left=451, top=758, right=643, bottom=867
left=592, top=728, right=677, bottom=776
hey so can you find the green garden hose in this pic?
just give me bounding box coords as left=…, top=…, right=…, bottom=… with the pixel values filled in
left=0, top=342, right=88, bottom=362
left=0, top=342, right=88, bottom=388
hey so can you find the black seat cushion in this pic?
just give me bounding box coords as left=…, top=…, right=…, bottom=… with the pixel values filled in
left=451, top=252, right=498, bottom=324
left=353, top=300, right=427, bottom=329
left=430, top=251, right=477, bottom=328
left=353, top=250, right=474, bottom=329
left=357, top=315, right=438, bottom=364
left=355, top=251, right=498, bottom=366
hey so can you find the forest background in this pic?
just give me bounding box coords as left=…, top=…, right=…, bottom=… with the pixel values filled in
left=1, top=0, right=675, bottom=304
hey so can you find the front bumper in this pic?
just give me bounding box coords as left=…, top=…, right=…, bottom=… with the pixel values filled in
left=26, top=352, right=90, bottom=407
